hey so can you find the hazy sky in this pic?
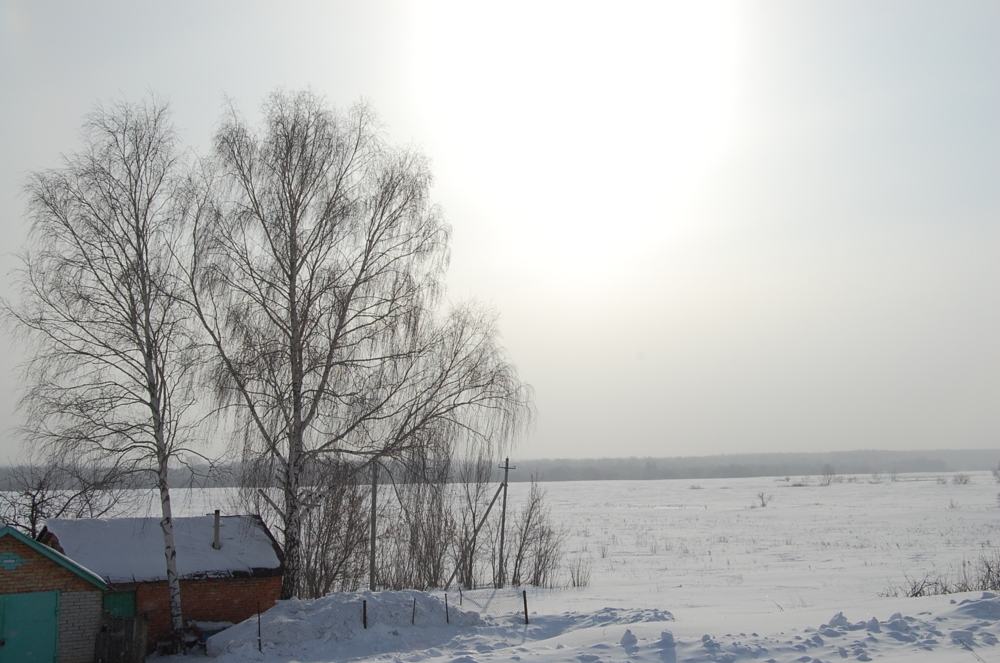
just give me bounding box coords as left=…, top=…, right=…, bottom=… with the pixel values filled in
left=1, top=1, right=997, bottom=461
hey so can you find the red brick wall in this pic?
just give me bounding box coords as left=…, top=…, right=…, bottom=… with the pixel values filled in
left=122, top=575, right=282, bottom=648
left=0, top=536, right=97, bottom=594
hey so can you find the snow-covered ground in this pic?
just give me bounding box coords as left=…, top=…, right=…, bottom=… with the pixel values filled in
left=160, top=470, right=1000, bottom=662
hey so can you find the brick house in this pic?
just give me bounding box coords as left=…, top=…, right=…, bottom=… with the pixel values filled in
left=0, top=524, right=110, bottom=663
left=39, top=514, right=283, bottom=651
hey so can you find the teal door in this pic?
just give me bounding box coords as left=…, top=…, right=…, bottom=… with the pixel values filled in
left=103, top=591, right=136, bottom=617
left=0, top=591, right=59, bottom=663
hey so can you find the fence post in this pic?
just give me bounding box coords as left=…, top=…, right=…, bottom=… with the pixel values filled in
left=363, top=599, right=368, bottom=629
left=412, top=596, right=417, bottom=625
left=445, top=594, right=450, bottom=624
left=522, top=590, right=529, bottom=625
left=138, top=613, right=148, bottom=662
left=257, top=602, right=263, bottom=652
left=132, top=616, right=139, bottom=663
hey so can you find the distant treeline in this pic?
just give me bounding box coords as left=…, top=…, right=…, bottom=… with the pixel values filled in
left=508, top=449, right=1000, bottom=482
left=2, top=449, right=998, bottom=489
left=0, top=463, right=242, bottom=491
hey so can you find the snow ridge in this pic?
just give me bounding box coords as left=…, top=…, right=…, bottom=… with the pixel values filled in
left=183, top=591, right=1000, bottom=663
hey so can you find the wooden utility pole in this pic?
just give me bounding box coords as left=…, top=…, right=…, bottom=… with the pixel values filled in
left=369, top=462, right=378, bottom=591
left=497, top=457, right=515, bottom=588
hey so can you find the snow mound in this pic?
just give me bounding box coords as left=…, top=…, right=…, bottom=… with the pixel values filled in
left=949, top=592, right=1000, bottom=620
left=206, top=590, right=481, bottom=658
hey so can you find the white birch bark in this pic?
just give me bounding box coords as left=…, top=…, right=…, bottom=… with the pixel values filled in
left=157, top=464, right=184, bottom=637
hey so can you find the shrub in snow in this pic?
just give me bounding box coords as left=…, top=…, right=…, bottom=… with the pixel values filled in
left=881, top=548, right=1000, bottom=597
left=820, top=464, right=836, bottom=486
left=568, top=555, right=592, bottom=587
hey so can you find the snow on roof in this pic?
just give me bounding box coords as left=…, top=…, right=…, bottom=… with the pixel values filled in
left=42, top=515, right=282, bottom=584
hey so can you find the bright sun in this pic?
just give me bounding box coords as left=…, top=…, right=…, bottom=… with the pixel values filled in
left=406, top=1, right=737, bottom=294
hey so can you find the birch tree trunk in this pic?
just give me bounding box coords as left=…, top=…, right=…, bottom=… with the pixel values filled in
left=282, top=433, right=304, bottom=599
left=157, top=461, right=184, bottom=638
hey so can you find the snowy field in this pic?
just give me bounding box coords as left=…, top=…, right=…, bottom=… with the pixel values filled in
left=160, top=471, right=1000, bottom=662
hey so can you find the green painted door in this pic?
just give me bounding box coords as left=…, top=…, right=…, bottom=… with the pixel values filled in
left=0, top=591, right=59, bottom=663
left=103, top=591, right=136, bottom=617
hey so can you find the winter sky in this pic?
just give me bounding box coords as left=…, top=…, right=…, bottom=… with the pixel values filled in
left=0, top=1, right=997, bottom=461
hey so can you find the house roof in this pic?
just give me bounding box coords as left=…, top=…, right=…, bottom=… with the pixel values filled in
left=0, top=524, right=110, bottom=590
left=41, top=515, right=283, bottom=584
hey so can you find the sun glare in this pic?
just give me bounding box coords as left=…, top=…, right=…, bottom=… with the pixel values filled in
left=407, top=2, right=737, bottom=292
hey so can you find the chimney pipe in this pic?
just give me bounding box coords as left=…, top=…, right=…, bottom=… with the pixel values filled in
left=213, top=509, right=221, bottom=550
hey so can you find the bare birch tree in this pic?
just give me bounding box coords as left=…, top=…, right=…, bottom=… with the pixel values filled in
left=186, top=90, right=531, bottom=598
left=7, top=98, right=198, bottom=650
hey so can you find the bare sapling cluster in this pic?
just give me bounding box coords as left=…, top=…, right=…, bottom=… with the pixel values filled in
left=448, top=461, right=564, bottom=591
left=282, top=452, right=564, bottom=596
left=504, top=477, right=564, bottom=588
left=452, top=453, right=497, bottom=590
left=374, top=453, right=454, bottom=591
left=290, top=458, right=371, bottom=597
